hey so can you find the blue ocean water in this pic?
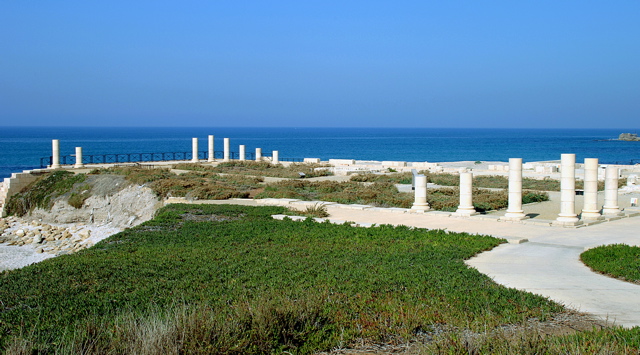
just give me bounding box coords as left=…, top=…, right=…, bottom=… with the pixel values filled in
left=1, top=127, right=639, bottom=179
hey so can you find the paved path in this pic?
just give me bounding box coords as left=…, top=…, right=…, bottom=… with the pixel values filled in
left=173, top=198, right=640, bottom=328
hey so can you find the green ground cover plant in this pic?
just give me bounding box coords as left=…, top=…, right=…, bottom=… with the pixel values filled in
left=581, top=244, right=640, bottom=284
left=175, top=161, right=333, bottom=179
left=257, top=180, right=548, bottom=211
left=5, top=171, right=87, bottom=216
left=0, top=204, right=569, bottom=353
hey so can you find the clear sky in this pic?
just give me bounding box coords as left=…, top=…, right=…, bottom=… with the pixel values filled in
left=1, top=1, right=639, bottom=128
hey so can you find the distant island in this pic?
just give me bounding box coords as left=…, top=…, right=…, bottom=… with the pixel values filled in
left=618, top=133, right=640, bottom=141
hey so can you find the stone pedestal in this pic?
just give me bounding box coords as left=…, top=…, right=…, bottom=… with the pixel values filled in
left=556, top=154, right=580, bottom=224
left=255, top=148, right=262, bottom=161
left=411, top=175, right=430, bottom=212
left=223, top=138, right=230, bottom=162
left=239, top=145, right=246, bottom=161
left=51, top=139, right=61, bottom=169
left=504, top=158, right=526, bottom=220
left=191, top=138, right=199, bottom=163
left=74, top=147, right=84, bottom=168
left=602, top=166, right=622, bottom=216
left=208, top=135, right=214, bottom=162
left=456, top=172, right=476, bottom=215
left=581, top=158, right=601, bottom=219
left=272, top=150, right=279, bottom=164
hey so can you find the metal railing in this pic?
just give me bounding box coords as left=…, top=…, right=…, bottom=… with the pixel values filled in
left=40, top=151, right=303, bottom=168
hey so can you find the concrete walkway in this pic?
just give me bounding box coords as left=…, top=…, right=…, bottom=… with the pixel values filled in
left=170, top=198, right=640, bottom=328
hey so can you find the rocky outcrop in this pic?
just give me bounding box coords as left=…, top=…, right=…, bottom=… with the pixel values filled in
left=618, top=133, right=640, bottom=141
left=0, top=174, right=164, bottom=269
left=0, top=217, right=104, bottom=256
left=25, top=175, right=163, bottom=229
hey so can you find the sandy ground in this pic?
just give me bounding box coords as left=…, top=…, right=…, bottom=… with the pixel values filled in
left=0, top=219, right=121, bottom=272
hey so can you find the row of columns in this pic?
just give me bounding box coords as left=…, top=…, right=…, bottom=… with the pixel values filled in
left=51, top=137, right=282, bottom=169
left=412, top=154, right=622, bottom=221
left=191, top=136, right=279, bottom=164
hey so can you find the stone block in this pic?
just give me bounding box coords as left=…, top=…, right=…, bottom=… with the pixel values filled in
left=304, top=158, right=321, bottom=164
left=381, top=161, right=407, bottom=167
left=329, top=159, right=356, bottom=165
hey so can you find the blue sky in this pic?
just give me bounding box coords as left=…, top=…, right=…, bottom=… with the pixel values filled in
left=1, top=1, right=639, bottom=128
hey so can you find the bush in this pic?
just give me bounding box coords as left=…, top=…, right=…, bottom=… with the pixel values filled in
left=350, top=172, right=413, bottom=184
left=183, top=161, right=333, bottom=179
left=91, top=167, right=263, bottom=199
left=257, top=180, right=414, bottom=208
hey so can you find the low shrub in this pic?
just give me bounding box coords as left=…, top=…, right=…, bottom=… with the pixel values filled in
left=91, top=167, right=263, bottom=199
left=181, top=161, right=333, bottom=179
left=91, top=166, right=174, bottom=185
left=256, top=180, right=414, bottom=208
left=350, top=172, right=413, bottom=184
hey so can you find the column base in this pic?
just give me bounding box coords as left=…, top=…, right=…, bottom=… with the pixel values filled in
left=455, top=207, right=477, bottom=216
left=555, top=214, right=581, bottom=225
left=411, top=204, right=431, bottom=212
left=50, top=165, right=61, bottom=169
left=503, top=210, right=526, bottom=220
left=601, top=207, right=623, bottom=216
left=580, top=210, right=603, bottom=220
left=74, top=165, right=85, bottom=169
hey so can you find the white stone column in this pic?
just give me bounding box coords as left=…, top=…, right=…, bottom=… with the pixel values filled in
left=456, top=172, right=476, bottom=215
left=411, top=175, right=430, bottom=212
left=255, top=148, right=262, bottom=161
left=239, top=145, right=246, bottom=161
left=74, top=147, right=84, bottom=168
left=223, top=138, right=230, bottom=162
left=602, top=166, right=622, bottom=216
left=272, top=150, right=279, bottom=164
left=191, top=138, right=199, bottom=163
left=51, top=139, right=61, bottom=169
left=504, top=158, right=526, bottom=220
left=207, top=135, right=214, bottom=162
left=556, top=154, right=579, bottom=224
left=581, top=158, right=601, bottom=219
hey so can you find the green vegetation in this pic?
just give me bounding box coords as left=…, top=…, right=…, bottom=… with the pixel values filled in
left=350, top=172, right=414, bottom=184
left=90, top=166, right=174, bottom=184
left=5, top=171, right=87, bottom=216
left=257, top=180, right=413, bottom=208
left=418, top=326, right=640, bottom=353
left=175, top=161, right=333, bottom=179
left=1, top=204, right=569, bottom=353
left=352, top=172, right=624, bottom=191
left=257, top=180, right=548, bottom=211
left=67, top=183, right=92, bottom=209
left=91, top=166, right=263, bottom=199
left=581, top=244, right=640, bottom=284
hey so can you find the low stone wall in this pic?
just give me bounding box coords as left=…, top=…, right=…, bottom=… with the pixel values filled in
left=0, top=171, right=45, bottom=217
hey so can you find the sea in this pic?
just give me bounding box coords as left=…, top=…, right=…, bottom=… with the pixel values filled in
left=1, top=127, right=639, bottom=179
